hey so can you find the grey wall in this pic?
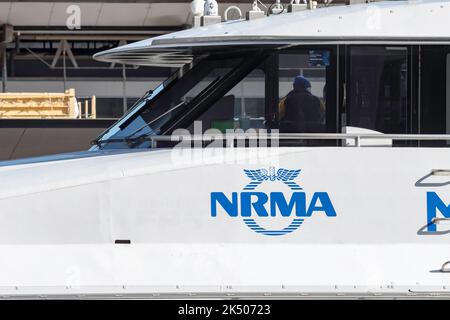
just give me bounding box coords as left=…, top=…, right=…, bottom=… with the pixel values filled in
left=0, top=119, right=115, bottom=160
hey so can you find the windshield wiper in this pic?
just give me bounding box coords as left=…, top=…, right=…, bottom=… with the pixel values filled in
left=125, top=100, right=187, bottom=140
left=90, top=88, right=155, bottom=147
left=91, top=132, right=158, bottom=147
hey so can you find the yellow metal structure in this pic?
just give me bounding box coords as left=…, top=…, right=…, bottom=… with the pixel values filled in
left=0, top=89, right=97, bottom=119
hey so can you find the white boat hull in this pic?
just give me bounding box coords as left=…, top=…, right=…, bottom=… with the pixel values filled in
left=0, top=147, right=448, bottom=298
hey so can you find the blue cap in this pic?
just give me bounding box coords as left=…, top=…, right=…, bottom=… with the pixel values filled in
left=293, top=75, right=311, bottom=90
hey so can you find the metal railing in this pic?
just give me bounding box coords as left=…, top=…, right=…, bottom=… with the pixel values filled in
left=432, top=169, right=450, bottom=176
left=142, top=133, right=450, bottom=148
left=76, top=96, right=97, bottom=119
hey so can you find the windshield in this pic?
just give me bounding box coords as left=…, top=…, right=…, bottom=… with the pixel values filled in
left=93, top=45, right=343, bottom=149
left=94, top=55, right=246, bottom=149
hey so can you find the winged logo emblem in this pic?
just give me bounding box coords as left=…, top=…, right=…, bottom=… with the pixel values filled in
left=243, top=167, right=302, bottom=190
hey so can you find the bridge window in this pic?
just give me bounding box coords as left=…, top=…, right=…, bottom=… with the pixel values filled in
left=346, top=46, right=409, bottom=134
left=276, top=50, right=333, bottom=134
left=419, top=46, right=450, bottom=146
left=189, top=47, right=338, bottom=140
left=190, top=64, right=266, bottom=133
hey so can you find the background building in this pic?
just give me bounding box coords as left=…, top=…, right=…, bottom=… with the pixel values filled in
left=0, top=0, right=353, bottom=117
left=0, top=0, right=356, bottom=160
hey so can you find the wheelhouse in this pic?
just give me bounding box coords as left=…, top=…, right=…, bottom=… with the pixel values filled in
left=92, top=1, right=450, bottom=149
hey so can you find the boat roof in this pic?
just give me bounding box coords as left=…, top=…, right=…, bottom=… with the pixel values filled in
left=94, top=0, right=450, bottom=67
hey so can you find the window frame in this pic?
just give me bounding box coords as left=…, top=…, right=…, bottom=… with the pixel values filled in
left=344, top=45, right=414, bottom=136
left=270, top=45, right=339, bottom=135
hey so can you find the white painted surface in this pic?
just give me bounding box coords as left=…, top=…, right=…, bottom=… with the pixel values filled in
left=2, top=0, right=450, bottom=299
left=0, top=147, right=448, bottom=296
left=343, top=126, right=392, bottom=146
left=96, top=0, right=450, bottom=66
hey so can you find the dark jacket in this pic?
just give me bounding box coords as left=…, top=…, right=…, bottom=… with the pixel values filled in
left=280, top=88, right=324, bottom=133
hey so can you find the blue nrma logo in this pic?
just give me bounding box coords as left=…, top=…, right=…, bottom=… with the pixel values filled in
left=210, top=167, right=337, bottom=236
left=427, top=192, right=450, bottom=232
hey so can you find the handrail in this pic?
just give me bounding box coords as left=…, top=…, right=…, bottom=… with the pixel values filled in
left=150, top=133, right=450, bottom=140
left=152, top=133, right=450, bottom=140
left=95, top=133, right=450, bottom=148
left=440, top=261, right=450, bottom=273
left=146, top=133, right=450, bottom=146
left=431, top=218, right=450, bottom=224
left=135, top=133, right=450, bottom=148
left=431, top=169, right=450, bottom=176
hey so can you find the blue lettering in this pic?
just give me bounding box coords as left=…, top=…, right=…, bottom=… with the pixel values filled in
left=306, top=192, right=337, bottom=217
left=241, top=192, right=269, bottom=217
left=210, top=191, right=337, bottom=218
left=427, top=192, right=450, bottom=232
left=211, top=192, right=238, bottom=217
left=270, top=192, right=306, bottom=217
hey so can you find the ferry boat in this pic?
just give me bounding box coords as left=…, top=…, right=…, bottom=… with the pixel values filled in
left=0, top=0, right=449, bottom=299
